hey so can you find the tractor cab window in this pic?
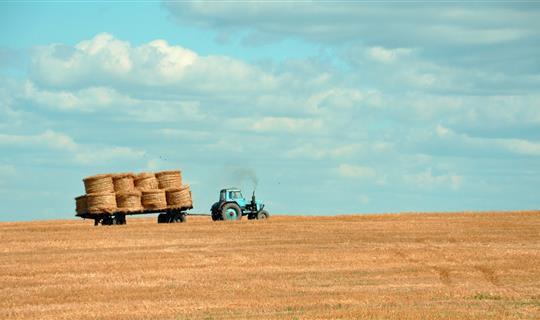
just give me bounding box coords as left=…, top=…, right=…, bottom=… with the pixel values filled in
left=228, top=191, right=242, bottom=199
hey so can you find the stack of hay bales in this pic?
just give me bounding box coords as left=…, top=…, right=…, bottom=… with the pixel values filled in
left=82, top=174, right=116, bottom=214
left=75, top=169, right=193, bottom=216
left=113, top=173, right=142, bottom=213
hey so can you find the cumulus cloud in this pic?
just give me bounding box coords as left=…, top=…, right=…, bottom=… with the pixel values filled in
left=29, top=33, right=277, bottom=95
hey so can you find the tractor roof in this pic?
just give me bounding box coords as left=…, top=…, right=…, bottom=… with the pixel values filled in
left=221, top=188, right=241, bottom=192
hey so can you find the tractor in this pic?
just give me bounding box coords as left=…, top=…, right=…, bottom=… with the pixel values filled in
left=211, top=188, right=269, bottom=221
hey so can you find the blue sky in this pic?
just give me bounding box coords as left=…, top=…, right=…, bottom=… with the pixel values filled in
left=1, top=1, right=539, bottom=221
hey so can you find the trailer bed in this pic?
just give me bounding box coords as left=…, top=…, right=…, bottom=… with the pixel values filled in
left=76, top=206, right=193, bottom=225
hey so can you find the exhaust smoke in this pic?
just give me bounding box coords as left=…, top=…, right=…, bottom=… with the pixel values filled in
left=231, top=168, right=259, bottom=191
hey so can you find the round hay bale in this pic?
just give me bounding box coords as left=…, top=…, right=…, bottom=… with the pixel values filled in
left=141, top=189, right=167, bottom=210
left=86, top=192, right=117, bottom=214
left=116, top=191, right=142, bottom=213
left=165, top=185, right=191, bottom=208
left=134, top=172, right=158, bottom=191
left=75, top=195, right=87, bottom=215
left=113, top=173, right=135, bottom=192
left=83, top=174, right=114, bottom=194
left=156, top=170, right=182, bottom=189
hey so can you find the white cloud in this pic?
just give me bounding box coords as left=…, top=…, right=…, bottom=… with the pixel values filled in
left=0, top=130, right=77, bottom=151
left=498, top=139, right=540, bottom=157
left=23, top=81, right=132, bottom=112
left=404, top=168, right=463, bottom=190
left=0, top=130, right=144, bottom=165
left=307, top=88, right=382, bottom=113
left=434, top=125, right=540, bottom=157
left=366, top=47, right=413, bottom=63
left=336, top=164, right=377, bottom=179
left=234, top=117, right=323, bottom=133
left=30, top=33, right=277, bottom=94
left=22, top=80, right=205, bottom=122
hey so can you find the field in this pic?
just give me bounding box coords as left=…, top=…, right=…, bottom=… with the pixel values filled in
left=1, top=212, right=539, bottom=319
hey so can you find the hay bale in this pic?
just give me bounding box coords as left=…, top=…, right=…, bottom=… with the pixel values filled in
left=113, top=173, right=135, bottom=192
left=165, top=185, right=192, bottom=208
left=83, top=174, right=114, bottom=194
left=75, top=195, right=87, bottom=215
left=156, top=170, right=182, bottom=189
left=134, top=172, right=158, bottom=191
left=86, top=192, right=117, bottom=214
left=116, top=191, right=142, bottom=213
left=141, top=189, right=167, bottom=210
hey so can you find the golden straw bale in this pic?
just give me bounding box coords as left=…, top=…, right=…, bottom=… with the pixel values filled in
left=83, top=174, right=114, bottom=194
left=165, top=185, right=191, bottom=208
left=116, top=191, right=142, bottom=213
left=86, top=192, right=117, bottom=214
left=141, top=190, right=167, bottom=210
left=75, top=195, right=87, bottom=215
left=113, top=172, right=135, bottom=192
left=134, top=172, right=158, bottom=191
left=156, top=170, right=182, bottom=189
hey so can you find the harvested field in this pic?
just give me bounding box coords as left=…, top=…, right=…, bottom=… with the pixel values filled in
left=0, top=211, right=539, bottom=319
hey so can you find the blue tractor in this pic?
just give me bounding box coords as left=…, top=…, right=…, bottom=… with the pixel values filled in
left=211, top=188, right=269, bottom=221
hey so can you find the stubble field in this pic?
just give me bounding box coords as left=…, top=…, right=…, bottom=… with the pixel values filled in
left=1, top=211, right=539, bottom=319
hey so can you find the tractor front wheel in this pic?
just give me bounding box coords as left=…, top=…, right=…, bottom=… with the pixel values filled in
left=221, top=203, right=242, bottom=221
left=257, top=210, right=270, bottom=220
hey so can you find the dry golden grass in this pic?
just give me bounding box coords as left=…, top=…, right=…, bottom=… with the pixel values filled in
left=1, top=211, right=539, bottom=319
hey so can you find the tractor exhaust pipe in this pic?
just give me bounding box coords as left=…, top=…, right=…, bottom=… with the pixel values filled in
left=251, top=190, right=257, bottom=210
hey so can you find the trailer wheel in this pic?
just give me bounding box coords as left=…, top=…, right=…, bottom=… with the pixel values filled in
left=116, top=214, right=126, bottom=225
left=257, top=210, right=270, bottom=220
left=221, top=203, right=242, bottom=221
left=178, top=213, right=186, bottom=223
left=173, top=213, right=186, bottom=223
left=157, top=213, right=167, bottom=224
left=102, top=216, right=115, bottom=225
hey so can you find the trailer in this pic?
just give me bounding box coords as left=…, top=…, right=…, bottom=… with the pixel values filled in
left=77, top=206, right=192, bottom=226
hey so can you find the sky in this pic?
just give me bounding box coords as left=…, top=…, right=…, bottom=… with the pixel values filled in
left=0, top=1, right=539, bottom=221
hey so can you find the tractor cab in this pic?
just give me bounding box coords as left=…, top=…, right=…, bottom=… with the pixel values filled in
left=220, top=189, right=246, bottom=207
left=211, top=188, right=269, bottom=221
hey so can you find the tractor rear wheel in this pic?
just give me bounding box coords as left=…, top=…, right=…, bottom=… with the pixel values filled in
left=221, top=203, right=242, bottom=221
left=257, top=210, right=270, bottom=220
